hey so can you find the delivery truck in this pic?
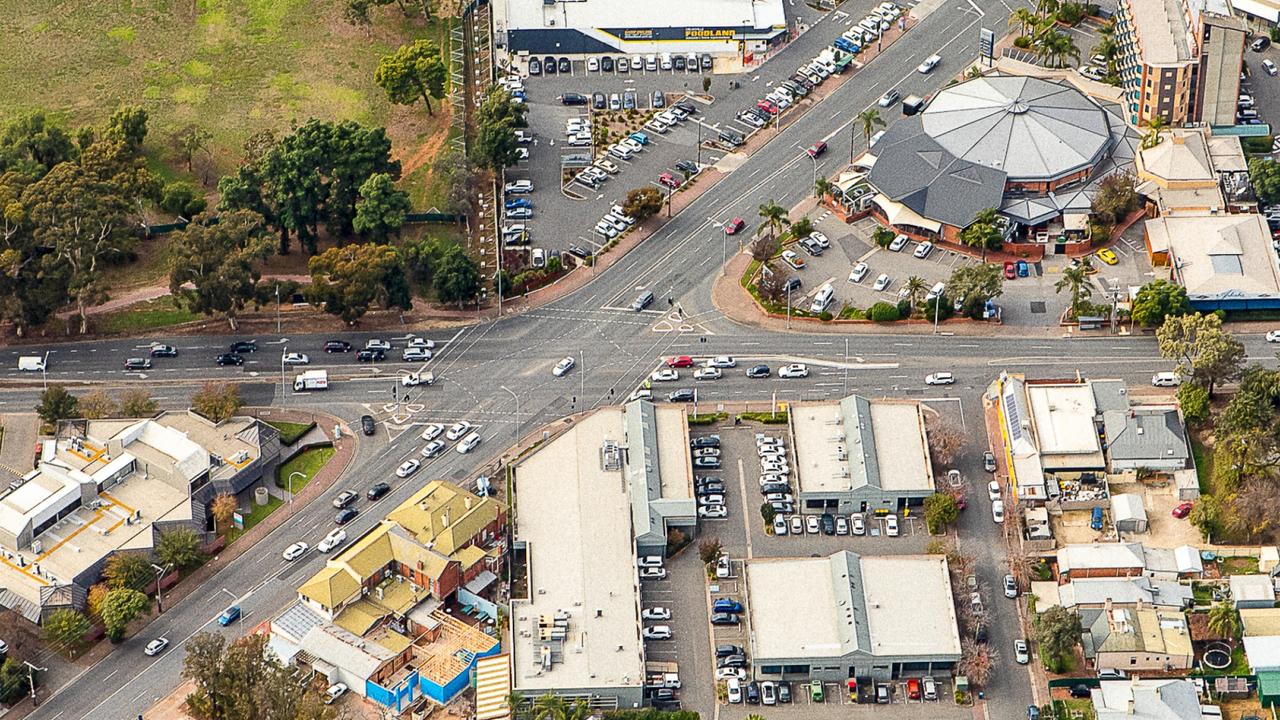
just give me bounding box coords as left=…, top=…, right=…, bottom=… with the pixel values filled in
left=293, top=370, right=329, bottom=391
left=18, top=355, right=47, bottom=372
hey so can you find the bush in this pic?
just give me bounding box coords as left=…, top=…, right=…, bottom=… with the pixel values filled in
left=1013, top=35, right=1032, bottom=48
left=867, top=301, right=900, bottom=322
left=922, top=296, right=955, bottom=322
left=896, top=299, right=913, bottom=318
left=737, top=411, right=789, bottom=424
left=1177, top=383, right=1210, bottom=425
left=159, top=181, right=207, bottom=218
left=1056, top=2, right=1088, bottom=24
left=818, top=310, right=833, bottom=321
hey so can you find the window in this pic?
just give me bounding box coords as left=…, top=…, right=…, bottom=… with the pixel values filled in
left=761, top=665, right=783, bottom=674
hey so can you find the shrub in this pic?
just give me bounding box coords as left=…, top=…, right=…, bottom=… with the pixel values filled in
left=896, top=299, right=913, bottom=317
left=867, top=301, right=900, bottom=322
left=1057, top=2, right=1088, bottom=24
left=818, top=310, right=833, bottom=321
left=159, top=181, right=207, bottom=218
left=1013, top=35, right=1032, bottom=49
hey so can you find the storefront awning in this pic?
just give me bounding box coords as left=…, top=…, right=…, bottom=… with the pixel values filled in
left=871, top=193, right=942, bottom=233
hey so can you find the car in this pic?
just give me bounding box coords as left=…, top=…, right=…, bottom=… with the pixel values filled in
left=806, top=231, right=829, bottom=249
left=1267, top=329, right=1280, bottom=343
left=778, top=681, right=792, bottom=703
left=323, top=340, right=353, bottom=353
left=727, top=679, right=743, bottom=703
left=637, top=555, right=664, bottom=568
left=216, top=353, right=244, bottom=366
left=773, top=516, right=789, bottom=535
left=143, top=636, right=171, bottom=656
left=1265, top=59, right=1278, bottom=76
left=366, top=482, right=391, bottom=501
left=324, top=683, right=348, bottom=705
left=335, top=507, right=359, bottom=525
left=359, top=415, right=376, bottom=436
left=640, top=567, right=668, bottom=580
left=1070, top=684, right=1092, bottom=699
left=601, top=56, right=614, bottom=71
left=992, top=499, right=1006, bottom=523
left=1014, top=639, right=1030, bottom=664
left=806, top=141, right=828, bottom=158
left=694, top=456, right=722, bottom=469
left=651, top=368, right=679, bottom=382
left=503, top=180, right=533, bottom=195
left=878, top=89, right=901, bottom=107
left=887, top=233, right=909, bottom=252
left=504, top=206, right=532, bottom=219
left=218, top=606, right=241, bottom=626
left=1004, top=260, right=1017, bottom=279
left=715, top=553, right=731, bottom=578
left=317, top=528, right=347, bottom=553
left=652, top=91, right=666, bottom=107
left=597, top=159, right=621, bottom=174
left=1254, top=36, right=1272, bottom=51
left=357, top=347, right=387, bottom=363
left=396, top=460, right=421, bottom=480
left=282, top=541, right=309, bottom=561
left=718, top=667, right=747, bottom=682
left=877, top=684, right=891, bottom=703
left=666, top=355, right=694, bottom=368
left=149, top=344, right=178, bottom=357
left=456, top=432, right=481, bottom=454
left=851, top=513, right=866, bottom=535
left=642, top=624, right=673, bottom=641
left=420, top=440, right=445, bottom=458
left=1095, top=247, right=1119, bottom=265
left=1172, top=501, right=1194, bottom=519
left=725, top=217, right=746, bottom=235
left=917, top=53, right=942, bottom=73
left=913, top=240, right=934, bottom=258
left=1029, top=705, right=1041, bottom=720
left=707, top=355, right=736, bottom=368
left=782, top=250, right=805, bottom=270
left=556, top=57, right=570, bottom=73
left=988, top=480, right=1002, bottom=502
left=984, top=451, right=997, bottom=472
left=124, top=358, right=152, bottom=371
left=668, top=388, right=695, bottom=402
left=885, top=514, right=899, bottom=536
left=696, top=482, right=726, bottom=497
left=642, top=607, right=671, bottom=620
left=691, top=435, right=721, bottom=449
left=230, top=340, right=257, bottom=353
left=907, top=677, right=922, bottom=700
left=925, top=372, right=955, bottom=386
left=694, top=367, right=721, bottom=380
left=746, top=682, right=761, bottom=705
left=698, top=504, right=728, bottom=518
left=675, top=159, right=699, bottom=175
left=1016, top=259, right=1030, bottom=277
left=719, top=653, right=747, bottom=669
left=761, top=681, right=777, bottom=706
left=835, top=516, right=850, bottom=535
left=848, top=262, right=869, bottom=283
left=713, top=598, right=744, bottom=613
left=333, top=490, right=358, bottom=509
left=1004, top=574, right=1018, bottom=598
left=658, top=171, right=679, bottom=188
left=527, top=57, right=541, bottom=75
left=711, top=612, right=740, bottom=625
left=805, top=515, right=820, bottom=534
left=553, top=356, right=575, bottom=377
left=446, top=421, right=473, bottom=441
left=779, top=363, right=809, bottom=378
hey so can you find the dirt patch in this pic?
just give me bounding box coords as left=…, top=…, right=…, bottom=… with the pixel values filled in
left=397, top=102, right=454, bottom=178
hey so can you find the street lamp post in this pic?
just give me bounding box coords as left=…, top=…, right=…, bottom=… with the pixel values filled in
left=280, top=347, right=288, bottom=404
left=799, top=145, right=817, bottom=189
left=787, top=284, right=793, bottom=329
left=287, top=471, right=306, bottom=503
left=151, top=562, right=172, bottom=613
left=275, top=283, right=281, bottom=334
left=843, top=337, right=849, bottom=396
left=500, top=385, right=520, bottom=441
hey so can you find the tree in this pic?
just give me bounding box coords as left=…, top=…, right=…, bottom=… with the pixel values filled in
left=0, top=658, right=31, bottom=704
left=757, top=266, right=789, bottom=303
left=1009, top=6, right=1037, bottom=35
left=957, top=640, right=997, bottom=686
left=156, top=528, right=206, bottom=572
left=433, top=245, right=481, bottom=307
left=1207, top=601, right=1240, bottom=639
left=353, top=172, right=411, bottom=242
left=924, top=493, right=960, bottom=534
left=1054, top=261, right=1093, bottom=319
left=759, top=502, right=776, bottom=526
left=169, top=210, right=273, bottom=330
left=904, top=275, right=928, bottom=313
left=698, top=538, right=723, bottom=567
left=1190, top=493, right=1226, bottom=541
left=1177, top=382, right=1210, bottom=425
left=790, top=217, right=814, bottom=241
left=532, top=693, right=570, bottom=720
left=104, top=105, right=148, bottom=152
left=375, top=40, right=448, bottom=115
left=43, top=608, right=91, bottom=657
left=750, top=236, right=779, bottom=263
left=1142, top=115, right=1168, bottom=150
left=856, top=108, right=885, bottom=148
left=758, top=200, right=789, bottom=242
left=191, top=382, right=242, bottom=423
left=86, top=583, right=110, bottom=622
left=170, top=124, right=212, bottom=173
left=0, top=112, right=78, bottom=176
left=1131, top=279, right=1190, bottom=327
left=947, top=263, right=1004, bottom=315
left=1157, top=313, right=1245, bottom=396
left=927, top=419, right=964, bottom=467
left=159, top=181, right=207, bottom=218
left=471, top=85, right=527, bottom=172
left=307, top=243, right=412, bottom=322
left=814, top=176, right=832, bottom=199
left=37, top=385, right=79, bottom=427
left=211, top=494, right=238, bottom=534
left=1034, top=605, right=1082, bottom=672
left=119, top=388, right=158, bottom=417
left=867, top=301, right=899, bottom=321
left=1035, top=28, right=1080, bottom=68
left=183, top=632, right=333, bottom=720
left=78, top=390, right=117, bottom=419
left=872, top=226, right=895, bottom=248
left=104, top=552, right=154, bottom=592
left=101, top=587, right=150, bottom=642
left=1249, top=157, right=1280, bottom=205
left=623, top=186, right=664, bottom=221
left=958, top=208, right=1003, bottom=260
left=1092, top=174, right=1139, bottom=226
left=1228, top=479, right=1280, bottom=541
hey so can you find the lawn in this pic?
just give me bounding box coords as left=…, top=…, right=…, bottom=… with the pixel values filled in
left=275, top=445, right=335, bottom=495
left=1219, top=556, right=1260, bottom=576
left=1190, top=431, right=1213, bottom=495
left=227, top=495, right=282, bottom=544
left=1053, top=698, right=1095, bottom=720
left=95, top=295, right=200, bottom=334
left=0, top=1, right=451, bottom=193
left=266, top=420, right=314, bottom=446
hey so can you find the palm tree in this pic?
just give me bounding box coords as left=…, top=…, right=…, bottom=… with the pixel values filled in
left=745, top=715, right=768, bottom=720
left=1037, top=29, right=1080, bottom=68
left=1009, top=7, right=1037, bottom=36
left=758, top=200, right=790, bottom=242
left=506, top=692, right=527, bottom=720
left=1207, top=601, right=1240, bottom=639
left=1054, top=261, right=1093, bottom=318
left=814, top=176, right=832, bottom=199
left=966, top=65, right=984, bottom=79
left=1036, top=0, right=1060, bottom=18
left=532, top=693, right=569, bottom=720
left=566, top=700, right=591, bottom=720
left=960, top=207, right=1003, bottom=261
left=856, top=108, right=885, bottom=148
left=1142, top=116, right=1168, bottom=149
left=791, top=217, right=814, bottom=240
left=905, top=275, right=928, bottom=313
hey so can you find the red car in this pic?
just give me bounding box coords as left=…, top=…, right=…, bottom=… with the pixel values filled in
left=1004, top=260, right=1017, bottom=279
left=806, top=141, right=828, bottom=158
left=756, top=100, right=779, bottom=115
left=667, top=356, right=694, bottom=368
left=658, top=172, right=680, bottom=189
left=906, top=678, right=921, bottom=700
left=1172, top=502, right=1194, bottom=519
left=725, top=217, right=746, bottom=235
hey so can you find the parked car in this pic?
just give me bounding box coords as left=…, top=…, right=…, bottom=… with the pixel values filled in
left=851, top=513, right=866, bottom=535
left=984, top=451, right=997, bottom=472
left=992, top=499, right=1006, bottom=523
left=1004, top=574, right=1018, bottom=598
left=1014, top=639, right=1030, bottom=664
left=710, top=612, right=740, bottom=626
left=643, top=625, right=672, bottom=640
left=885, top=514, right=899, bottom=536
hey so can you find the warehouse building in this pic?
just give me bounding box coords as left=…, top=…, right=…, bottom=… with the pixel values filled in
left=747, top=552, right=961, bottom=683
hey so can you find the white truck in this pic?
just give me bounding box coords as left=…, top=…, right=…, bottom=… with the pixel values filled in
left=18, top=355, right=47, bottom=372
left=293, top=370, right=329, bottom=391
left=400, top=371, right=435, bottom=387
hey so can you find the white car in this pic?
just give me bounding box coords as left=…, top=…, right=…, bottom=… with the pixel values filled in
left=553, top=356, right=576, bottom=376
left=402, top=347, right=431, bottom=362
left=698, top=504, right=728, bottom=519
left=708, top=355, right=737, bottom=368
left=779, top=363, right=808, bottom=378
left=640, top=567, right=668, bottom=580
left=805, top=515, right=820, bottom=534
left=407, top=336, right=435, bottom=350
left=282, top=352, right=310, bottom=366
left=917, top=54, right=941, bottom=73
left=773, top=516, right=789, bottom=535
left=365, top=339, right=392, bottom=351
left=848, top=262, right=870, bottom=283
left=1267, top=330, right=1280, bottom=343
left=324, top=683, right=348, bottom=705
left=643, top=625, right=673, bottom=640
left=925, top=372, right=955, bottom=386
left=851, top=513, right=866, bottom=535
left=727, top=678, right=743, bottom=703
left=715, top=553, right=731, bottom=578
left=790, top=515, right=804, bottom=534
left=694, top=367, right=722, bottom=380
left=699, top=494, right=726, bottom=506
left=988, top=480, right=1002, bottom=502
left=456, top=432, right=482, bottom=454
left=282, top=541, right=308, bottom=561
left=885, top=514, right=900, bottom=536
left=420, top=440, right=446, bottom=458
left=992, top=499, right=1006, bottom=524
left=717, top=667, right=747, bottom=682
left=782, top=249, right=805, bottom=270
left=873, top=273, right=891, bottom=291
left=446, top=421, right=473, bottom=441
left=630, top=388, right=653, bottom=401
left=420, top=423, right=444, bottom=441
left=765, top=492, right=794, bottom=504
left=808, top=231, right=830, bottom=248
left=651, top=368, right=679, bottom=382
left=913, top=241, right=934, bottom=258
left=504, top=180, right=533, bottom=194
left=638, top=555, right=664, bottom=568
left=642, top=607, right=672, bottom=620
left=396, top=459, right=421, bottom=477
left=144, top=637, right=170, bottom=656
left=1014, top=639, right=1030, bottom=664
left=761, top=461, right=790, bottom=474
left=317, top=528, right=347, bottom=553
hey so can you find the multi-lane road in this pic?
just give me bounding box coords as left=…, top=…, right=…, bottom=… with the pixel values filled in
left=11, top=0, right=1268, bottom=715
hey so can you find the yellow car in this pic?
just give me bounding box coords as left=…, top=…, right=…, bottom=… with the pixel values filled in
left=1095, top=248, right=1119, bottom=265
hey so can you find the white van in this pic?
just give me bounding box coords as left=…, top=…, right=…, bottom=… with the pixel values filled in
left=18, top=356, right=46, bottom=372
left=925, top=281, right=946, bottom=301
left=810, top=283, right=835, bottom=313
left=1151, top=371, right=1181, bottom=387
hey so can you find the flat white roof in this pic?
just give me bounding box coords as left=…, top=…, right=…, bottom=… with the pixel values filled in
left=654, top=407, right=690, bottom=500
left=792, top=402, right=852, bottom=494
left=868, top=403, right=931, bottom=492
left=792, top=397, right=932, bottom=495
left=860, top=555, right=962, bottom=658
left=1026, top=384, right=1103, bottom=456
left=502, top=0, right=786, bottom=35
left=511, top=408, right=644, bottom=693
left=748, top=556, right=856, bottom=660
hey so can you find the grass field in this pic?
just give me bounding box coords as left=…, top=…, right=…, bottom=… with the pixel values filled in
left=95, top=295, right=200, bottom=334
left=266, top=420, right=315, bottom=445
left=227, top=495, right=282, bottom=544
left=0, top=1, right=452, bottom=196
left=276, top=445, right=334, bottom=494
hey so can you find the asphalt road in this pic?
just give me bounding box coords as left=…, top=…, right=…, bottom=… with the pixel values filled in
left=16, top=0, right=1278, bottom=716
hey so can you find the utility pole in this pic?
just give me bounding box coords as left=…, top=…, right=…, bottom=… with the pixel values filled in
left=850, top=122, right=858, bottom=165
left=24, top=661, right=44, bottom=706
left=696, top=121, right=702, bottom=166
left=666, top=183, right=673, bottom=218
left=280, top=347, right=288, bottom=405
left=151, top=563, right=172, bottom=613
left=787, top=285, right=793, bottom=329
left=843, top=337, right=849, bottom=396
left=275, top=283, right=281, bottom=334
left=579, top=350, right=585, bottom=406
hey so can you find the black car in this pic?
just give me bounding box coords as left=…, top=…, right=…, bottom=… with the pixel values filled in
left=746, top=364, right=771, bottom=378
left=561, top=92, right=588, bottom=106
left=821, top=513, right=836, bottom=535
left=124, top=358, right=152, bottom=371
left=1253, top=36, right=1271, bottom=51
left=668, top=388, right=695, bottom=402
left=592, top=92, right=606, bottom=109
left=717, top=653, right=747, bottom=668
left=360, top=415, right=376, bottom=436
left=778, top=681, right=792, bottom=703
left=324, top=340, right=353, bottom=353
left=230, top=341, right=257, bottom=353
left=710, top=612, right=740, bottom=626
left=690, top=435, right=720, bottom=449
left=356, top=349, right=385, bottom=362
left=783, top=277, right=802, bottom=293
left=367, top=482, right=391, bottom=501
left=149, top=344, right=178, bottom=357
left=567, top=244, right=592, bottom=260
left=674, top=55, right=686, bottom=70
left=528, top=57, right=542, bottom=75
left=674, top=100, right=696, bottom=115
left=675, top=159, right=700, bottom=175
left=716, top=644, right=744, bottom=658
left=695, top=483, right=725, bottom=496
left=974, top=622, right=988, bottom=643
left=1069, top=684, right=1091, bottom=699
left=216, top=353, right=244, bottom=366
left=543, top=56, right=557, bottom=74
left=557, top=57, right=571, bottom=73
left=745, top=681, right=761, bottom=705
left=760, top=482, right=790, bottom=494
left=335, top=508, right=358, bottom=525
left=601, top=55, right=614, bottom=72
